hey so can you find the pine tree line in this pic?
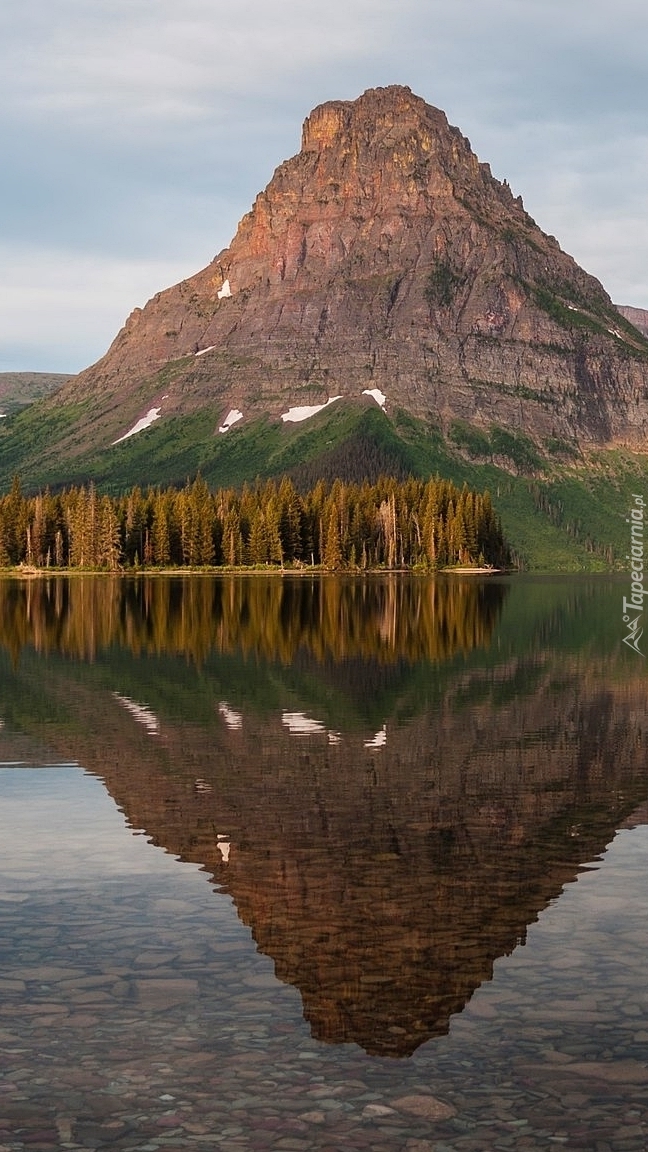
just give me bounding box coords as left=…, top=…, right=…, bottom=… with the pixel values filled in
left=0, top=474, right=509, bottom=571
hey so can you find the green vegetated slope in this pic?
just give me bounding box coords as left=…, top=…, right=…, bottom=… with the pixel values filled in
left=1, top=395, right=647, bottom=570
left=390, top=413, right=647, bottom=572
left=0, top=394, right=408, bottom=491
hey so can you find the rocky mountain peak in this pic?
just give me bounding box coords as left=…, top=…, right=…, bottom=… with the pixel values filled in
left=301, top=84, right=436, bottom=152
left=230, top=84, right=522, bottom=288
left=44, top=87, right=648, bottom=455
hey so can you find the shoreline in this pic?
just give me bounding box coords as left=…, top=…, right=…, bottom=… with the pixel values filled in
left=0, top=564, right=508, bottom=580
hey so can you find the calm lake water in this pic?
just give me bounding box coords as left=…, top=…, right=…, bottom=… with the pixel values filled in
left=0, top=574, right=647, bottom=1152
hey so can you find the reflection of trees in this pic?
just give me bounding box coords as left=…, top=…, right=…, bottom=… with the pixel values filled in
left=0, top=576, right=507, bottom=665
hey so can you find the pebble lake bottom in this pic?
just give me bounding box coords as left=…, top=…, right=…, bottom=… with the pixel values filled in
left=0, top=573, right=647, bottom=1151
left=2, top=768, right=648, bottom=1151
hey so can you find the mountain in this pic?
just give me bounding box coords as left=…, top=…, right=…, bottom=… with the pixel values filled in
left=3, top=85, right=648, bottom=569
left=617, top=305, right=648, bottom=338
left=0, top=372, right=71, bottom=416
left=45, top=86, right=648, bottom=443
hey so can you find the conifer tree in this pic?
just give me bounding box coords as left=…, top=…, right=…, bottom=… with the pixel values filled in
left=322, top=503, right=342, bottom=570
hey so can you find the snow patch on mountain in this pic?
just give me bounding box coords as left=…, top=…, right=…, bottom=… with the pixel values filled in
left=281, top=396, right=342, bottom=423
left=218, top=409, right=243, bottom=433
left=362, top=388, right=387, bottom=408
left=113, top=407, right=162, bottom=444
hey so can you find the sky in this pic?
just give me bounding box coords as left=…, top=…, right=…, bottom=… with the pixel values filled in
left=2, top=0, right=647, bottom=374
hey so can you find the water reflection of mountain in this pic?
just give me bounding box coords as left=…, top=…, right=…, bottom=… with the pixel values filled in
left=1, top=576, right=646, bottom=1057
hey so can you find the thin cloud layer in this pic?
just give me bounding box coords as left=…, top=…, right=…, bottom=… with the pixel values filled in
left=2, top=0, right=647, bottom=371
left=0, top=244, right=195, bottom=373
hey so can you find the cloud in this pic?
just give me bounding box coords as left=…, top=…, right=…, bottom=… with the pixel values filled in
left=2, top=0, right=648, bottom=371
left=3, top=0, right=396, bottom=127
left=508, top=125, right=648, bottom=306
left=0, top=243, right=195, bottom=372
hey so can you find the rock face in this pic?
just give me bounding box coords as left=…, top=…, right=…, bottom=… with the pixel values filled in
left=617, top=305, right=648, bottom=338
left=64, top=85, right=648, bottom=447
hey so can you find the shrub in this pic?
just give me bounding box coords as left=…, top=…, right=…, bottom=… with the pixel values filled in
left=424, top=259, right=465, bottom=307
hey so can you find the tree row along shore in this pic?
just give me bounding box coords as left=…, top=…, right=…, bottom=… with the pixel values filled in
left=0, top=475, right=510, bottom=572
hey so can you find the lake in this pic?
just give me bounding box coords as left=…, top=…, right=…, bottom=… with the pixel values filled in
left=1, top=574, right=647, bottom=1151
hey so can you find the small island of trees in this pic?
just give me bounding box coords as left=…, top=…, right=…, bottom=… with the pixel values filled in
left=0, top=475, right=510, bottom=572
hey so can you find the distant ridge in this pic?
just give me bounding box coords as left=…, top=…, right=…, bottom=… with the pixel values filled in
left=0, top=372, right=71, bottom=416
left=616, top=305, right=648, bottom=338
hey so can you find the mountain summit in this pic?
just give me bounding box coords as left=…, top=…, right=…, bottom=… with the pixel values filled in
left=5, top=85, right=648, bottom=488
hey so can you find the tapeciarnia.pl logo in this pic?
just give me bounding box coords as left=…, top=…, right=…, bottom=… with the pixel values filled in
left=622, top=494, right=645, bottom=656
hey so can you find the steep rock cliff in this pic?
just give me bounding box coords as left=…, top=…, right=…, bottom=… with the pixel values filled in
left=44, top=86, right=648, bottom=449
